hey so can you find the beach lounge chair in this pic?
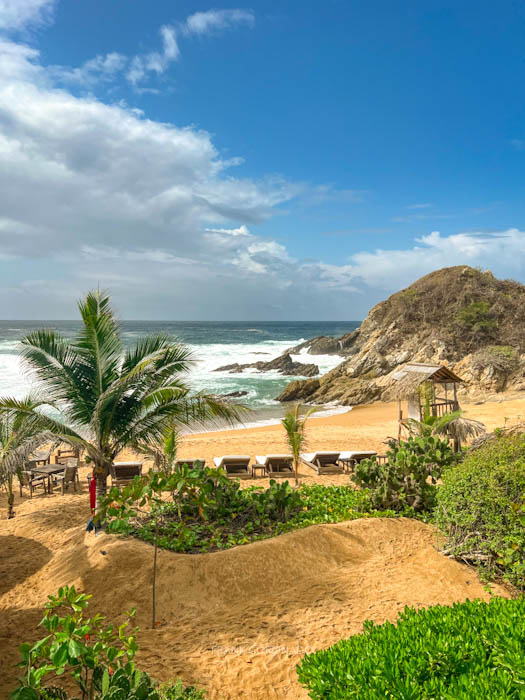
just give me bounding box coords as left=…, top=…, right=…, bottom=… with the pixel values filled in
left=54, top=459, right=80, bottom=494
left=110, top=462, right=143, bottom=488
left=339, top=450, right=377, bottom=473
left=213, top=455, right=251, bottom=478
left=174, top=458, right=206, bottom=470
left=18, top=470, right=47, bottom=497
left=255, top=454, right=294, bottom=478
left=300, top=451, right=344, bottom=475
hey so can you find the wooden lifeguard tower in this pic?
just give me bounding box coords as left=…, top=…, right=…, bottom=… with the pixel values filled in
left=392, top=363, right=463, bottom=436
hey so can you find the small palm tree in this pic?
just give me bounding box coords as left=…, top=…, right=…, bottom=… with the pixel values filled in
left=281, top=403, right=315, bottom=486
left=0, top=397, right=54, bottom=518
left=0, top=290, right=244, bottom=514
left=136, top=423, right=180, bottom=474
left=406, top=410, right=485, bottom=451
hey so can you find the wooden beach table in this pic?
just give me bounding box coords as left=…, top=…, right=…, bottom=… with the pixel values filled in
left=30, top=464, right=66, bottom=493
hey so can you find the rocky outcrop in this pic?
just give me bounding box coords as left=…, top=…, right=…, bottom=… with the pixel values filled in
left=276, top=266, right=525, bottom=405
left=215, top=353, right=319, bottom=377
left=288, top=331, right=359, bottom=356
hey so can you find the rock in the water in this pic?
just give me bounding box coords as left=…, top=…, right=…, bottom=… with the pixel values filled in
left=277, top=266, right=525, bottom=405
left=221, top=390, right=249, bottom=399
left=214, top=352, right=319, bottom=377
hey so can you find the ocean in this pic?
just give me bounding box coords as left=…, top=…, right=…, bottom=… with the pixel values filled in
left=0, top=320, right=360, bottom=428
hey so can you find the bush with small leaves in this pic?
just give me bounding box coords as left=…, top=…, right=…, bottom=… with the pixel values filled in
left=435, top=433, right=525, bottom=587
left=297, top=597, right=525, bottom=699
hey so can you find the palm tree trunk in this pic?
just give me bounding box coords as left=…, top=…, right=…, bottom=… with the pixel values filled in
left=294, top=457, right=299, bottom=487
left=7, top=475, right=14, bottom=519
left=94, top=463, right=109, bottom=524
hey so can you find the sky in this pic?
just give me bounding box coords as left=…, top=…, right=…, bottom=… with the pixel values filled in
left=1, top=0, right=525, bottom=320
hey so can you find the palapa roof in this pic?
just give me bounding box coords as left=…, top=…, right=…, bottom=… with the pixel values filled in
left=390, top=363, right=463, bottom=399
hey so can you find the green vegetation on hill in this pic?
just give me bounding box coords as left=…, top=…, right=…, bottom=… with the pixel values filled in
left=297, top=597, right=525, bottom=699
left=371, top=265, right=525, bottom=354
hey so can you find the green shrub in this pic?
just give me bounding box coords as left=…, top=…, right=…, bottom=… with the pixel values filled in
left=456, top=300, right=496, bottom=331
left=11, top=586, right=204, bottom=700
left=104, top=470, right=397, bottom=555
left=297, top=597, right=525, bottom=699
left=435, top=434, right=525, bottom=587
left=352, top=436, right=454, bottom=512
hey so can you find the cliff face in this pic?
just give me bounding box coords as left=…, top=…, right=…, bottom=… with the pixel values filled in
left=277, top=266, right=525, bottom=404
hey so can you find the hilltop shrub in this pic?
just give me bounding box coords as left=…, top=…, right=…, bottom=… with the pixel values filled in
left=352, top=436, right=455, bottom=512
left=456, top=300, right=497, bottom=332
left=297, top=597, right=525, bottom=699
left=435, top=433, right=525, bottom=587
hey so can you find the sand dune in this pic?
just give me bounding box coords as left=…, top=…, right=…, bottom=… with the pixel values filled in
left=0, top=489, right=508, bottom=699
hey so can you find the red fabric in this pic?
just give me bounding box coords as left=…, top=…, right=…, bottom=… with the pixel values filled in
left=89, top=476, right=96, bottom=510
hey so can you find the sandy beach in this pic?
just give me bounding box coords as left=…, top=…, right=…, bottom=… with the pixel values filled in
left=0, top=396, right=521, bottom=699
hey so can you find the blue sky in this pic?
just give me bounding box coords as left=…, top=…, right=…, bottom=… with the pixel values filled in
left=0, top=0, right=525, bottom=319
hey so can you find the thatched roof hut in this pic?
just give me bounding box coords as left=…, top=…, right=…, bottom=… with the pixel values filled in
left=392, top=363, right=463, bottom=422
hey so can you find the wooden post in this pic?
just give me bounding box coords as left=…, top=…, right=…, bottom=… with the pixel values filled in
left=398, top=401, right=402, bottom=442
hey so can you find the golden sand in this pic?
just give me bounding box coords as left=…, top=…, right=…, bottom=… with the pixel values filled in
left=0, top=397, right=521, bottom=699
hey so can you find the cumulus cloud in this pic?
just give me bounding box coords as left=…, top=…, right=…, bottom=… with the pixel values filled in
left=0, top=0, right=55, bottom=31
left=2, top=4, right=523, bottom=320
left=303, top=230, right=525, bottom=296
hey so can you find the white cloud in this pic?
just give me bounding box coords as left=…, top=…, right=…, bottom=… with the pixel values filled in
left=0, top=0, right=55, bottom=31
left=205, top=224, right=251, bottom=236
left=50, top=52, right=127, bottom=86
left=307, top=229, right=525, bottom=294
left=125, top=10, right=254, bottom=86
left=127, top=24, right=180, bottom=85
left=183, top=9, right=255, bottom=36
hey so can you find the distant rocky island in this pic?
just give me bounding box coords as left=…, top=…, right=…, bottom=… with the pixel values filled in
left=275, top=266, right=525, bottom=405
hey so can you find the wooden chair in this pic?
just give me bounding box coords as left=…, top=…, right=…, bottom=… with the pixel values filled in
left=55, top=447, right=80, bottom=465
left=55, top=460, right=80, bottom=495
left=18, top=470, right=47, bottom=498
left=213, top=455, right=251, bottom=479
left=255, top=454, right=294, bottom=478
left=174, top=458, right=206, bottom=470
left=300, top=452, right=344, bottom=475
left=110, top=462, right=143, bottom=488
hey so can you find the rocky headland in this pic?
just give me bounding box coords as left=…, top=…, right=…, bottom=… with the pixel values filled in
left=214, top=352, right=320, bottom=377
left=276, top=266, right=525, bottom=405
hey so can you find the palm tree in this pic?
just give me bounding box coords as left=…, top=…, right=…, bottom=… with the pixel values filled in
left=0, top=397, right=54, bottom=518
left=281, top=403, right=315, bottom=486
left=136, top=423, right=180, bottom=474
left=0, top=291, right=244, bottom=514
left=406, top=410, right=485, bottom=451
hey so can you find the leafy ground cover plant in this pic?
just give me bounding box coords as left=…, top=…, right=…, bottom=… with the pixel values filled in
left=436, top=432, right=525, bottom=588
left=352, top=435, right=455, bottom=512
left=102, top=468, right=396, bottom=557
left=297, top=597, right=525, bottom=699
left=11, top=585, right=204, bottom=700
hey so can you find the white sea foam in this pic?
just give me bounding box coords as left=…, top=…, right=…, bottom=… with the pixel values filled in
left=0, top=335, right=346, bottom=410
